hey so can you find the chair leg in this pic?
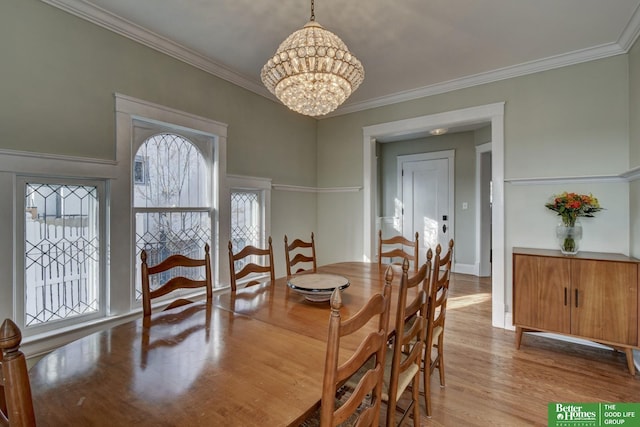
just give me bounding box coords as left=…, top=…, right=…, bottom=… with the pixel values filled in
left=411, top=374, right=421, bottom=427
left=437, top=336, right=445, bottom=387
left=438, top=335, right=444, bottom=387
left=423, top=352, right=432, bottom=417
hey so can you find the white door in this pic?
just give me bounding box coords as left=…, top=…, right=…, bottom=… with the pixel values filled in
left=400, top=151, right=453, bottom=259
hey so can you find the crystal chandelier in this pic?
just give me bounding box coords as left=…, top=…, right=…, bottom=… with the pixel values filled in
left=260, top=0, right=364, bottom=117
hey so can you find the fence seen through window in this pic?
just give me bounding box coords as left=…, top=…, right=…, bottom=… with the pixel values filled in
left=24, top=183, right=100, bottom=326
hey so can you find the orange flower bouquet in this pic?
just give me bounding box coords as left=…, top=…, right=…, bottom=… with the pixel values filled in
left=545, top=192, right=603, bottom=227
left=545, top=192, right=603, bottom=254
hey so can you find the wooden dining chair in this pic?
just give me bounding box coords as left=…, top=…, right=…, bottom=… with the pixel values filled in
left=423, top=239, right=454, bottom=416
left=140, top=243, right=212, bottom=317
left=228, top=236, right=275, bottom=291
left=383, top=258, right=430, bottom=427
left=284, top=232, right=317, bottom=276
left=378, top=230, right=419, bottom=271
left=317, top=269, right=393, bottom=427
left=0, top=319, right=36, bottom=427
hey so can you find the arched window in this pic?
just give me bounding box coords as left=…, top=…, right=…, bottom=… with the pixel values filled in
left=133, top=132, right=212, bottom=301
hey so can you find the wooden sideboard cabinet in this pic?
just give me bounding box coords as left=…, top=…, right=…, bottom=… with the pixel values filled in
left=512, top=247, right=639, bottom=375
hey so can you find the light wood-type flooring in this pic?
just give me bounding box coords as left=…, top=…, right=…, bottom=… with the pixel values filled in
left=26, top=272, right=639, bottom=426
left=389, top=273, right=640, bottom=426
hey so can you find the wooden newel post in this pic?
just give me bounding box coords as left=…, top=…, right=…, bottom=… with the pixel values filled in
left=0, top=319, right=36, bottom=427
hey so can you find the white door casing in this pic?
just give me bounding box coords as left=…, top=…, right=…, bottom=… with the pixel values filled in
left=362, top=102, right=506, bottom=329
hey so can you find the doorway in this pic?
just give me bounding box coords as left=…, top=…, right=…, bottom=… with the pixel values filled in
left=362, top=102, right=506, bottom=329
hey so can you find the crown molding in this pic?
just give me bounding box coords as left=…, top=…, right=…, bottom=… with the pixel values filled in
left=42, top=0, right=640, bottom=118
left=331, top=43, right=625, bottom=117
left=618, top=2, right=640, bottom=51
left=40, top=0, right=275, bottom=101
left=329, top=3, right=640, bottom=117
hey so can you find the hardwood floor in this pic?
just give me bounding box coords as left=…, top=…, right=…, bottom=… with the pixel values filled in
left=391, top=273, right=640, bottom=426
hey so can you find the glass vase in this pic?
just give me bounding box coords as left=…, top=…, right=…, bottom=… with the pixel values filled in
left=556, top=220, right=582, bottom=255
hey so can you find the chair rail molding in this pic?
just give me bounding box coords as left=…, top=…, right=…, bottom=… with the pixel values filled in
left=271, top=184, right=362, bottom=193
left=505, top=165, right=640, bottom=185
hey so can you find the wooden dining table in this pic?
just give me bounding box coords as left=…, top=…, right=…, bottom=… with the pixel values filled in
left=29, top=262, right=405, bottom=426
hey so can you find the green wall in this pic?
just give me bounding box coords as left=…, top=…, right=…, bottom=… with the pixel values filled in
left=631, top=38, right=640, bottom=168
left=1, top=1, right=317, bottom=182
left=0, top=0, right=319, bottom=282
left=317, top=55, right=630, bottom=262
left=630, top=38, right=640, bottom=259
left=316, top=54, right=632, bottom=319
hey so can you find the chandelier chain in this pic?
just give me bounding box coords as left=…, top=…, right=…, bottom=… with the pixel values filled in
left=310, top=0, right=315, bottom=21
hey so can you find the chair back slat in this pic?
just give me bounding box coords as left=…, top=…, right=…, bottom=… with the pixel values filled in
left=378, top=230, right=419, bottom=271
left=284, top=233, right=317, bottom=276
left=140, top=244, right=212, bottom=317
left=228, top=237, right=275, bottom=291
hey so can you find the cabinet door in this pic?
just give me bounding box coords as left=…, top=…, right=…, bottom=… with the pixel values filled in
left=513, top=254, right=571, bottom=334
left=571, top=260, right=638, bottom=345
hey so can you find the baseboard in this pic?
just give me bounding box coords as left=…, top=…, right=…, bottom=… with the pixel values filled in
left=493, top=303, right=508, bottom=329
left=453, top=262, right=478, bottom=275
left=504, top=312, right=515, bottom=331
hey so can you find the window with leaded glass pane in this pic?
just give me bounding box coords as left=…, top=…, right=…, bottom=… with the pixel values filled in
left=230, top=190, right=263, bottom=272
left=23, top=182, right=101, bottom=326
left=133, top=133, right=212, bottom=300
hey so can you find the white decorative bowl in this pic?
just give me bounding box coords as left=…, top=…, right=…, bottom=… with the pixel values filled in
left=287, top=273, right=350, bottom=302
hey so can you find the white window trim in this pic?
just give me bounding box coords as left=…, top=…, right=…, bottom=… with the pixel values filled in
left=15, top=176, right=108, bottom=336
left=0, top=150, right=118, bottom=356
left=227, top=174, right=272, bottom=239
left=131, top=125, right=215, bottom=309
left=114, top=94, right=228, bottom=314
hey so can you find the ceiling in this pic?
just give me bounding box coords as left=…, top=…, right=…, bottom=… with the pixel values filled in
left=44, top=0, right=640, bottom=117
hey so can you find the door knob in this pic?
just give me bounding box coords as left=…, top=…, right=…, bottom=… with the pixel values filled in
left=442, top=224, right=447, bottom=233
